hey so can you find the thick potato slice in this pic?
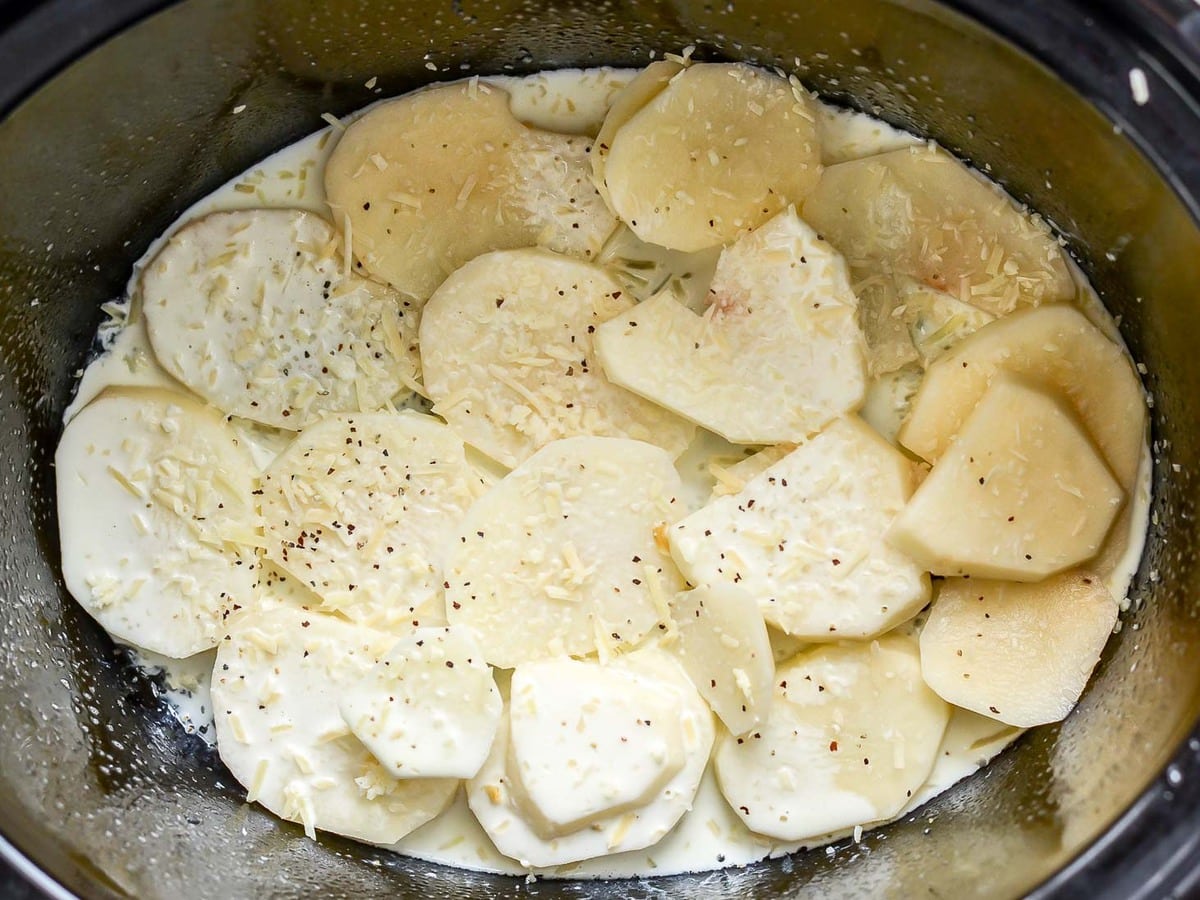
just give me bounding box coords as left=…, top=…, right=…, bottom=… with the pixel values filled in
left=325, top=81, right=616, bottom=300
left=56, top=387, right=259, bottom=658
left=669, top=584, right=774, bottom=736
left=260, top=411, right=486, bottom=632
left=467, top=649, right=713, bottom=867
left=445, top=437, right=685, bottom=668
left=212, top=606, right=458, bottom=844
left=919, top=571, right=1118, bottom=727
left=595, top=208, right=867, bottom=444
left=339, top=626, right=501, bottom=780
left=897, top=304, right=1146, bottom=490
left=142, top=208, right=419, bottom=429
left=601, top=63, right=822, bottom=251
left=802, top=144, right=1074, bottom=316
left=714, top=635, right=949, bottom=841
left=670, top=417, right=929, bottom=640
left=889, top=377, right=1124, bottom=580
left=419, top=248, right=694, bottom=469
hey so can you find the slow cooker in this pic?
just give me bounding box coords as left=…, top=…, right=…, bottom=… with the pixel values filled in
left=1, top=0, right=1198, bottom=896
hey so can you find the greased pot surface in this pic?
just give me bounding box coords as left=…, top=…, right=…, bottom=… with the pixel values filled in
left=1, top=1, right=1199, bottom=897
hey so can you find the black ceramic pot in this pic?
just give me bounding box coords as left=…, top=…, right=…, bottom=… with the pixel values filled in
left=1, top=1, right=1198, bottom=897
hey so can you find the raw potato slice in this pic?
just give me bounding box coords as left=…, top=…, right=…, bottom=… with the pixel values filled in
left=889, top=377, right=1124, bottom=580
left=714, top=635, right=949, bottom=842
left=56, top=387, right=258, bottom=658
left=919, top=571, right=1119, bottom=727
left=901, top=708, right=1022, bottom=814
left=445, top=437, right=686, bottom=668
left=419, top=248, right=695, bottom=468
left=506, top=656, right=687, bottom=837
left=602, top=63, right=822, bottom=251
left=897, top=304, right=1146, bottom=490
left=467, top=649, right=714, bottom=867
left=325, top=81, right=616, bottom=300
left=802, top=144, right=1074, bottom=316
left=260, top=411, right=486, bottom=631
left=142, top=208, right=419, bottom=429
left=671, top=417, right=929, bottom=640
left=669, top=584, right=774, bottom=736
left=339, top=626, right=501, bottom=780
left=595, top=208, right=867, bottom=444
left=212, top=606, right=457, bottom=844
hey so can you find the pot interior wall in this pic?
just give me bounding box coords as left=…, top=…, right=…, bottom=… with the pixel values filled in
left=0, top=0, right=1198, bottom=897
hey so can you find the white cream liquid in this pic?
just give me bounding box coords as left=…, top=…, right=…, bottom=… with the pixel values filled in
left=66, top=66, right=1153, bottom=880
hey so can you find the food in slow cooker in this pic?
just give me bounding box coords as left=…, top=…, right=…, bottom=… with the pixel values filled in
left=54, top=59, right=1149, bottom=877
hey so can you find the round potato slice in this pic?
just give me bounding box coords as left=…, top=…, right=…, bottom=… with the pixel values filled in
left=420, top=248, right=695, bottom=469
left=56, top=387, right=259, bottom=658
left=445, top=436, right=686, bottom=668
left=714, top=635, right=950, bottom=842
left=325, top=81, right=616, bottom=301
left=466, top=649, right=713, bottom=867
left=212, top=606, right=458, bottom=844
left=602, top=63, right=822, bottom=251
left=260, top=411, right=487, bottom=632
left=142, top=208, right=419, bottom=430
left=919, top=571, right=1119, bottom=728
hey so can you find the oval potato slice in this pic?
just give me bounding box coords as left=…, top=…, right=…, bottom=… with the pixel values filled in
left=142, top=208, right=419, bottom=429
left=325, top=81, right=616, bottom=300
left=212, top=606, right=458, bottom=844
left=713, top=634, right=949, bottom=842
left=260, top=411, right=486, bottom=631
left=56, top=387, right=259, bottom=658
left=445, top=436, right=686, bottom=668
left=602, top=63, right=822, bottom=251
left=419, top=248, right=695, bottom=469
left=919, top=571, right=1118, bottom=727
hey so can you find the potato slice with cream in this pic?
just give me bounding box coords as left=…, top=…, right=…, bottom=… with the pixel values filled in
left=339, top=626, right=501, bottom=780
left=919, top=571, right=1118, bottom=727
left=802, top=144, right=1075, bottom=316
left=445, top=436, right=685, bottom=668
left=467, top=649, right=713, bottom=867
left=419, top=248, right=694, bottom=468
left=898, top=304, right=1146, bottom=491
left=601, top=63, right=822, bottom=251
left=671, top=417, right=929, bottom=640
left=595, top=208, right=867, bottom=444
left=669, top=584, right=774, bottom=736
left=889, top=377, right=1124, bottom=580
left=141, top=208, right=419, bottom=429
left=212, top=605, right=458, bottom=844
left=260, top=411, right=486, bottom=632
left=325, top=81, right=616, bottom=300
left=714, top=635, right=949, bottom=842
left=56, top=387, right=259, bottom=658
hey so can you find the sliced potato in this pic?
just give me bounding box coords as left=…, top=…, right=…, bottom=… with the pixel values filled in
left=260, top=411, right=486, bottom=631
left=669, top=584, right=774, bottom=736
left=802, top=144, right=1074, bottom=316
left=212, top=606, right=458, bottom=844
left=467, top=648, right=713, bottom=867
left=889, top=377, right=1124, bottom=580
left=713, top=635, right=949, bottom=841
left=595, top=208, right=867, bottom=444
left=339, top=626, right=501, bottom=780
left=419, top=248, right=694, bottom=469
left=445, top=436, right=685, bottom=668
left=602, top=63, right=822, bottom=251
left=919, top=571, right=1118, bottom=727
left=56, top=387, right=258, bottom=658
left=325, top=81, right=616, bottom=300
left=901, top=708, right=1022, bottom=813
left=671, top=417, right=929, bottom=640
left=898, top=304, right=1146, bottom=490
left=142, top=208, right=419, bottom=429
